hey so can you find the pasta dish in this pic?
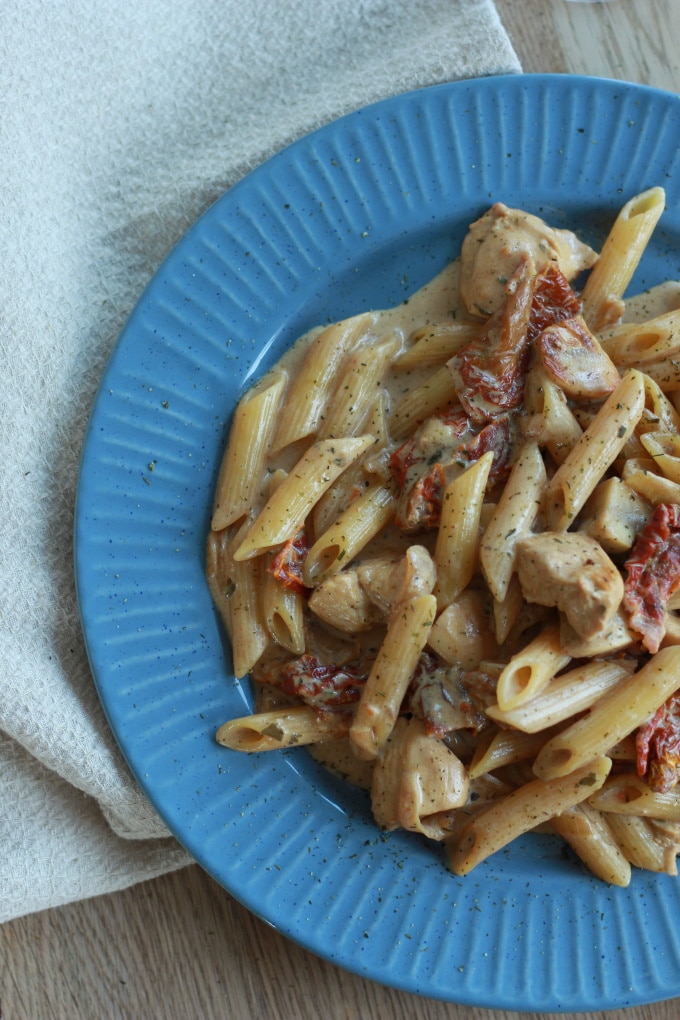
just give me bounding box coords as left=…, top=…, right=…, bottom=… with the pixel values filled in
left=206, top=187, right=680, bottom=885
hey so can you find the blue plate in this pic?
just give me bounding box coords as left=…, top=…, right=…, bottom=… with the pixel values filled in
left=75, top=75, right=680, bottom=1011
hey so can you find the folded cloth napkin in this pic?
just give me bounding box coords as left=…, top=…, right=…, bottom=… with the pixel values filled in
left=0, top=0, right=520, bottom=924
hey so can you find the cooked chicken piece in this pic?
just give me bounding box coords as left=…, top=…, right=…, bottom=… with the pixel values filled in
left=308, top=570, right=383, bottom=633
left=371, top=717, right=469, bottom=841
left=460, top=203, right=597, bottom=318
left=515, top=531, right=624, bottom=639
left=579, top=477, right=651, bottom=555
left=536, top=315, right=621, bottom=401
left=356, top=546, right=436, bottom=620
left=559, top=608, right=635, bottom=657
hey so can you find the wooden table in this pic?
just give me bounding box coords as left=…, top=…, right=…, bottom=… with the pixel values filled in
left=3, top=2, right=680, bottom=1017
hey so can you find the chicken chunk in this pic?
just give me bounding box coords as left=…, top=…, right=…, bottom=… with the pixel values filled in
left=371, top=717, right=469, bottom=841
left=460, top=203, right=597, bottom=318
left=356, top=545, right=436, bottom=620
left=515, top=532, right=624, bottom=639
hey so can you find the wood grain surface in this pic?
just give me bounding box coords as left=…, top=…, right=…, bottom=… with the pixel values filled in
left=3, top=2, right=680, bottom=1018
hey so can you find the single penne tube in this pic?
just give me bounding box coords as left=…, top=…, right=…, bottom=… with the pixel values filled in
left=479, top=441, right=546, bottom=602
left=487, top=659, right=636, bottom=733
left=394, top=322, right=481, bottom=371
left=492, top=575, right=524, bottom=645
left=307, top=737, right=376, bottom=791
left=468, top=728, right=552, bottom=780
left=532, top=646, right=680, bottom=780
left=205, top=528, right=233, bottom=641
left=600, top=310, right=680, bottom=367
left=605, top=813, right=678, bottom=873
left=302, top=484, right=395, bottom=586
left=623, top=466, right=680, bottom=506
left=271, top=312, right=374, bottom=450
left=495, top=624, right=571, bottom=712
left=588, top=774, right=680, bottom=820
left=543, top=369, right=645, bottom=530
left=639, top=431, right=680, bottom=482
left=208, top=520, right=270, bottom=678
left=233, top=436, right=374, bottom=560
left=434, top=451, right=493, bottom=609
left=606, top=734, right=638, bottom=762
left=635, top=356, right=680, bottom=393
left=211, top=370, right=287, bottom=531
left=581, top=187, right=665, bottom=330
left=216, top=705, right=351, bottom=752
left=523, top=366, right=583, bottom=465
left=447, top=757, right=612, bottom=876
left=317, top=332, right=400, bottom=440
left=350, top=594, right=437, bottom=760
left=262, top=567, right=306, bottom=654
left=637, top=371, right=680, bottom=433
left=388, top=366, right=459, bottom=441
left=551, top=804, right=631, bottom=887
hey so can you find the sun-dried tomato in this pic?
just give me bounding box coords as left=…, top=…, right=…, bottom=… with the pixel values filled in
left=623, top=503, right=680, bottom=653
left=456, top=271, right=535, bottom=420
left=399, top=463, right=446, bottom=529
left=527, top=262, right=582, bottom=342
left=389, top=436, right=419, bottom=491
left=455, top=263, right=581, bottom=422
left=268, top=529, right=309, bottom=596
left=637, top=691, right=680, bottom=793
left=463, top=413, right=514, bottom=486
left=276, top=654, right=367, bottom=710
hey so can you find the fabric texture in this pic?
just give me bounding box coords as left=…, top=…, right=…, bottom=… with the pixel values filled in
left=0, top=0, right=520, bottom=923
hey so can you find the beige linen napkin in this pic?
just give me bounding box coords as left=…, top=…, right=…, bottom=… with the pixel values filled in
left=0, top=0, right=520, bottom=923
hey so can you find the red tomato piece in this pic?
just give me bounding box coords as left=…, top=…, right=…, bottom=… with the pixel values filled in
left=623, top=503, right=680, bottom=653
left=268, top=529, right=309, bottom=595
left=637, top=691, right=680, bottom=793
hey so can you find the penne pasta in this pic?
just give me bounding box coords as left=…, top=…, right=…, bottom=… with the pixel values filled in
left=600, top=310, right=680, bottom=369
left=588, top=774, right=680, bottom=821
left=350, top=594, right=436, bottom=760
left=207, top=521, right=270, bottom=678
left=262, top=564, right=306, bottom=654
left=233, top=436, right=374, bottom=561
left=532, top=646, right=680, bottom=780
left=271, top=313, right=374, bottom=450
left=209, top=194, right=680, bottom=885
left=605, top=813, right=679, bottom=874
left=388, top=366, right=459, bottom=441
left=495, top=624, right=571, bottom=712
left=468, top=727, right=553, bottom=780
left=523, top=365, right=583, bottom=465
left=447, top=757, right=612, bottom=876
left=433, top=451, right=493, bottom=610
left=216, top=706, right=351, bottom=752
left=211, top=370, right=287, bottom=531
left=394, top=322, right=481, bottom=371
left=486, top=658, right=636, bottom=733
left=551, top=804, right=631, bottom=887
left=479, top=441, right=546, bottom=602
left=543, top=369, right=645, bottom=530
left=581, top=187, right=665, bottom=330
left=317, top=333, right=401, bottom=440
left=303, top=484, right=395, bottom=586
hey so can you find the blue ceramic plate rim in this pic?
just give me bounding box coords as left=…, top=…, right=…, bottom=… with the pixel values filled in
left=75, top=74, right=680, bottom=1012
